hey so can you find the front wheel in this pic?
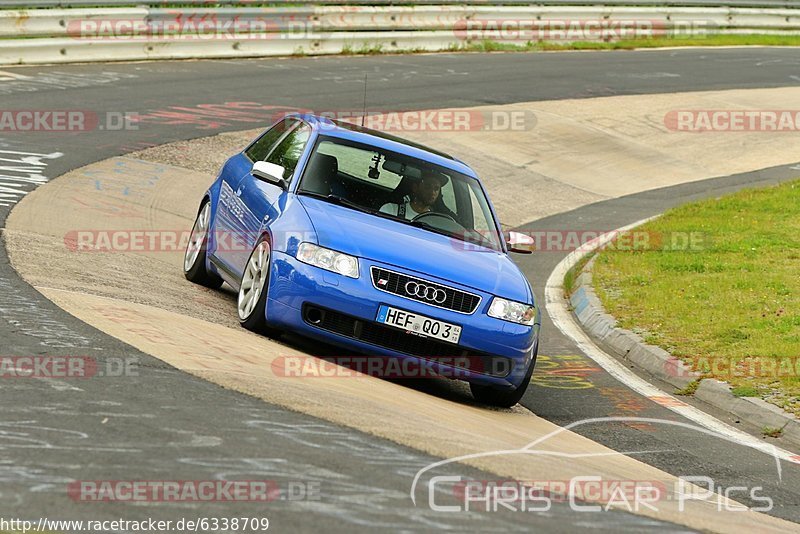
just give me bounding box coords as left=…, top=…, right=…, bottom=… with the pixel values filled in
left=184, top=201, right=223, bottom=289
left=470, top=347, right=537, bottom=408
left=238, top=237, right=281, bottom=337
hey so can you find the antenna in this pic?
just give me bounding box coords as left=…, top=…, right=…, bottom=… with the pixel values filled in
left=360, top=73, right=368, bottom=127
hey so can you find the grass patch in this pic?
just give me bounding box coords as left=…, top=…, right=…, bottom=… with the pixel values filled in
left=731, top=385, right=759, bottom=397
left=564, top=251, right=595, bottom=299
left=340, top=43, right=385, bottom=56
left=330, top=33, right=800, bottom=58
left=593, top=180, right=800, bottom=416
left=763, top=426, right=783, bottom=438
left=457, top=34, right=800, bottom=53
left=675, top=380, right=700, bottom=396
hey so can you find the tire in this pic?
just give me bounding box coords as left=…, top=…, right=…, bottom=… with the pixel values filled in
left=184, top=200, right=223, bottom=289
left=237, top=237, right=281, bottom=337
left=470, top=345, right=538, bottom=408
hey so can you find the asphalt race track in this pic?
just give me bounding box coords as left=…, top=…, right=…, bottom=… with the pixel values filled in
left=1, top=49, right=800, bottom=531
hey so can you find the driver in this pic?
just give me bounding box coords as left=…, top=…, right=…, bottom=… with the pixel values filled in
left=380, top=170, right=448, bottom=220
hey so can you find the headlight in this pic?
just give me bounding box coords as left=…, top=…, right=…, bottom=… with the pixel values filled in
left=487, top=297, right=536, bottom=326
left=296, top=243, right=359, bottom=279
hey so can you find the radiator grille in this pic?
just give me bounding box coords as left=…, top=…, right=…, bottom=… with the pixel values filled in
left=370, top=267, right=481, bottom=314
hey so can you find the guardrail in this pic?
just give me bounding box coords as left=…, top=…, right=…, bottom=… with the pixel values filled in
left=1, top=4, right=798, bottom=65
left=1, top=1, right=799, bottom=8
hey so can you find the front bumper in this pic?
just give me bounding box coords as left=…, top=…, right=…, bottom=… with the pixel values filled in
left=265, top=251, right=540, bottom=389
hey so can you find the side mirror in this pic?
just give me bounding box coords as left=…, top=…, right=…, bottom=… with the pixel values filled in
left=252, top=161, right=287, bottom=188
left=506, top=231, right=534, bottom=254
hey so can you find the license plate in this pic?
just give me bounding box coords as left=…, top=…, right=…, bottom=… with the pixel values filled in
left=376, top=305, right=461, bottom=344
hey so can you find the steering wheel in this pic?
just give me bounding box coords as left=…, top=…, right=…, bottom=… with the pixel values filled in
left=411, top=211, right=458, bottom=224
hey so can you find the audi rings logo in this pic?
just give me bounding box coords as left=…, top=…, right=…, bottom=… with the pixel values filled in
left=405, top=281, right=447, bottom=304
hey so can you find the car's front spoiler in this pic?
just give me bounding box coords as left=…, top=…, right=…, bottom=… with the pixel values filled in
left=264, top=251, right=540, bottom=389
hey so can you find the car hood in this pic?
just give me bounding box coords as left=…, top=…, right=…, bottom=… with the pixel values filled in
left=298, top=196, right=532, bottom=302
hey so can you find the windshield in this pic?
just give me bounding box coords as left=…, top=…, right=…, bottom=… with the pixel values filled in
left=297, top=136, right=503, bottom=252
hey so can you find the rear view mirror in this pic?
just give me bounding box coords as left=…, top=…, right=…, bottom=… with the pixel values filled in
left=506, top=231, right=534, bottom=254
left=382, top=159, right=403, bottom=175
left=382, top=159, right=421, bottom=179
left=252, top=161, right=286, bottom=188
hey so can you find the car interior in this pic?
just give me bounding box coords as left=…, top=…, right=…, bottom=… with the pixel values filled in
left=300, top=151, right=469, bottom=225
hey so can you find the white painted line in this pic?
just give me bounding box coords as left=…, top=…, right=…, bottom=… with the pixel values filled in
left=0, top=70, right=31, bottom=81
left=545, top=217, right=800, bottom=466
left=39, top=377, right=83, bottom=392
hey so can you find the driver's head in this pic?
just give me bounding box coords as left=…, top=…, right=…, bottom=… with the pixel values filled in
left=411, top=170, right=448, bottom=208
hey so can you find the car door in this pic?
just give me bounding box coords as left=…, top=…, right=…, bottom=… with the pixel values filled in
left=230, top=119, right=312, bottom=277
left=211, top=119, right=293, bottom=275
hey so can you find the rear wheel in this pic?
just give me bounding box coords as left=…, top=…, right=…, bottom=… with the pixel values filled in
left=470, top=346, right=537, bottom=408
left=238, top=237, right=281, bottom=337
left=184, top=201, right=223, bottom=289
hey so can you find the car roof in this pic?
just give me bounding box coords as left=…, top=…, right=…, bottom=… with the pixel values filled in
left=287, top=113, right=478, bottom=178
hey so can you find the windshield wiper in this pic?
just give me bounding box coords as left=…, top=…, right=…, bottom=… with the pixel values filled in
left=406, top=218, right=460, bottom=240
left=410, top=219, right=499, bottom=250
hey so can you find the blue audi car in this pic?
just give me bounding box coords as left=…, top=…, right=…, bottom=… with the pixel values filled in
left=183, top=114, right=540, bottom=407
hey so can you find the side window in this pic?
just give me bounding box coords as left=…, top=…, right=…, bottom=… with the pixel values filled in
left=266, top=123, right=311, bottom=180
left=439, top=174, right=457, bottom=213
left=467, top=184, right=492, bottom=232
left=245, top=120, right=290, bottom=162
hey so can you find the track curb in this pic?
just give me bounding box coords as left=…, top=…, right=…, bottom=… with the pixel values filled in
left=569, top=256, right=800, bottom=451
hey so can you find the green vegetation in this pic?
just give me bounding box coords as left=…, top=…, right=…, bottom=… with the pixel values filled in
left=763, top=426, right=784, bottom=438
left=593, top=180, right=800, bottom=416
left=329, top=34, right=800, bottom=59
left=296, top=33, right=800, bottom=58
left=463, top=33, right=800, bottom=51
left=675, top=380, right=700, bottom=396
left=731, top=385, right=759, bottom=397
left=564, top=252, right=596, bottom=299
left=340, top=43, right=384, bottom=56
